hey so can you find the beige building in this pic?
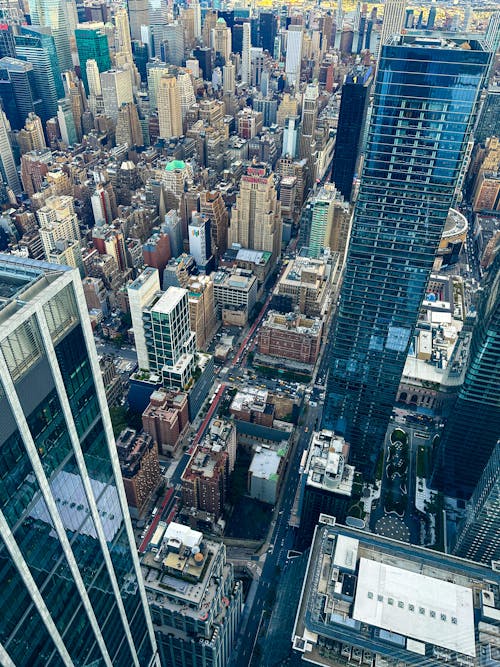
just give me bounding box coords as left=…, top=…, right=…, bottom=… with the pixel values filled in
left=229, top=164, right=282, bottom=264
left=37, top=195, right=81, bottom=258
left=157, top=75, right=182, bottom=139
left=274, top=253, right=339, bottom=318
left=277, top=93, right=299, bottom=126
left=100, top=68, right=133, bottom=120
left=200, top=190, right=228, bottom=258
left=187, top=275, right=216, bottom=350
left=212, top=17, right=231, bottom=62
left=115, top=102, right=143, bottom=147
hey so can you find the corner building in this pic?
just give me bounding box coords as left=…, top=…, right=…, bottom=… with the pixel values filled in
left=323, top=34, right=490, bottom=477
left=0, top=255, right=157, bottom=666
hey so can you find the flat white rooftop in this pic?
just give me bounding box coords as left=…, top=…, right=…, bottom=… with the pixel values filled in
left=151, top=286, right=187, bottom=314
left=353, top=558, right=476, bottom=657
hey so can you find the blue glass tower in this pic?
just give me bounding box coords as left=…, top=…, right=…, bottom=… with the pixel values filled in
left=322, top=35, right=490, bottom=477
left=0, top=255, right=157, bottom=666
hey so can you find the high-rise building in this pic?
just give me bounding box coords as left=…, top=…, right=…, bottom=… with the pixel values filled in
left=146, top=61, right=170, bottom=111
left=285, top=25, right=303, bottom=88
left=223, top=59, right=235, bottom=94
left=475, top=84, right=500, bottom=145
left=115, top=102, right=143, bottom=147
left=0, top=56, right=42, bottom=130
left=100, top=69, right=133, bottom=120
left=143, top=286, right=196, bottom=389
left=0, top=108, right=21, bottom=194
left=161, top=22, right=185, bottom=67
left=259, top=11, right=276, bottom=53
left=28, top=0, right=73, bottom=72
left=19, top=25, right=65, bottom=98
left=331, top=65, right=373, bottom=201
left=177, top=71, right=195, bottom=121
left=187, top=274, right=216, bottom=350
left=57, top=98, right=77, bottom=145
left=188, top=212, right=212, bottom=269
left=143, top=522, right=242, bottom=667
left=229, top=163, right=282, bottom=264
left=241, top=21, right=251, bottom=85
left=114, top=6, right=133, bottom=60
left=451, top=441, right=500, bottom=565
left=299, top=81, right=318, bottom=160
left=301, top=183, right=350, bottom=261
left=323, top=35, right=490, bottom=477
left=75, top=24, right=112, bottom=93
left=200, top=189, right=228, bottom=259
left=128, top=266, right=161, bottom=371
left=376, top=0, right=405, bottom=58
left=0, top=253, right=157, bottom=665
left=128, top=0, right=149, bottom=42
left=213, top=17, right=231, bottom=63
left=157, top=75, right=182, bottom=139
left=432, top=250, right=500, bottom=499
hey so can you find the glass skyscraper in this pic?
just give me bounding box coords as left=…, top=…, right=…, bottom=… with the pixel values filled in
left=75, top=26, right=112, bottom=93
left=432, top=249, right=500, bottom=499
left=28, top=0, right=73, bottom=73
left=0, top=255, right=157, bottom=666
left=322, top=34, right=490, bottom=477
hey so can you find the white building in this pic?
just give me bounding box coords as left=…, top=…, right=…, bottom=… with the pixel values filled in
left=0, top=109, right=21, bottom=194
left=285, top=26, right=303, bottom=88
left=188, top=212, right=211, bottom=268
left=100, top=69, right=133, bottom=120
left=127, top=266, right=161, bottom=370
left=241, top=22, right=251, bottom=85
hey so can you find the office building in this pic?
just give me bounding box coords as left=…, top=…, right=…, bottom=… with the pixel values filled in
left=128, top=266, right=161, bottom=371
left=101, top=69, right=133, bottom=121
left=377, top=0, right=405, bottom=58
left=142, top=522, right=242, bottom=667
left=273, top=253, right=338, bottom=318
left=143, top=286, right=196, bottom=390
left=181, top=444, right=229, bottom=519
left=187, top=274, right=216, bottom=350
left=157, top=75, right=182, bottom=139
left=177, top=71, right=195, bottom=121
left=258, top=311, right=323, bottom=366
left=241, top=21, right=251, bottom=84
left=0, top=109, right=21, bottom=194
left=299, top=82, right=319, bottom=160
left=331, top=65, right=373, bottom=201
left=292, top=519, right=500, bottom=667
left=259, top=12, right=276, bottom=53
left=193, top=46, right=212, bottom=81
left=142, top=389, right=190, bottom=456
left=75, top=24, right=112, bottom=93
left=229, top=163, right=282, bottom=264
left=0, top=56, right=41, bottom=130
left=452, top=441, right=500, bottom=565
left=114, top=7, right=133, bottom=60
left=57, top=98, right=78, bottom=146
left=115, top=102, right=143, bottom=147
left=188, top=212, right=211, bottom=269
left=161, top=22, right=185, bottom=67
left=17, top=25, right=64, bottom=101
left=223, top=59, right=235, bottom=94
left=116, top=428, right=161, bottom=517
left=213, top=18, right=231, bottom=63
left=146, top=62, right=170, bottom=112
left=302, top=183, right=351, bottom=262
left=0, top=254, right=157, bottom=665
left=297, top=430, right=354, bottom=546
left=432, top=250, right=500, bottom=499
left=212, top=267, right=258, bottom=320
left=37, top=195, right=80, bottom=255
left=200, top=190, right=228, bottom=259
left=128, top=0, right=148, bottom=41
left=285, top=26, right=303, bottom=88
left=18, top=112, right=46, bottom=154
left=28, top=0, right=72, bottom=72
left=163, top=209, right=183, bottom=259
left=323, top=35, right=490, bottom=477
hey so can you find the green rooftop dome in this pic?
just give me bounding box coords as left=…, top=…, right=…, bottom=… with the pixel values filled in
left=165, top=160, right=186, bottom=171
left=216, top=17, right=226, bottom=23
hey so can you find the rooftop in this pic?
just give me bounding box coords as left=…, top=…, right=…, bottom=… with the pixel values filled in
left=151, top=286, right=187, bottom=314
left=165, top=159, right=186, bottom=171
left=303, top=429, right=355, bottom=496
left=293, top=522, right=500, bottom=667
left=231, top=386, right=269, bottom=413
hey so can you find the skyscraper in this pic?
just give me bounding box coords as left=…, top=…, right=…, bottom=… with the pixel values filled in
left=0, top=108, right=21, bottom=194
left=259, top=11, right=276, bottom=54
left=14, top=31, right=60, bottom=122
left=20, top=25, right=65, bottom=98
left=213, top=17, right=232, bottom=63
left=299, top=81, right=318, bottom=160
left=330, top=65, right=373, bottom=201
left=241, top=21, right=251, bottom=85
left=0, top=253, right=157, bottom=665
left=100, top=69, right=134, bottom=120
left=285, top=25, right=303, bottom=88
left=128, top=0, right=149, bottom=42
left=115, top=6, right=133, bottom=61
left=0, top=56, right=42, bottom=130
left=451, top=441, right=500, bottom=565
left=75, top=24, right=112, bottom=93
left=157, top=75, right=182, bottom=139
left=376, top=0, right=405, bottom=58
left=229, top=163, right=282, bottom=264
left=28, top=0, right=73, bottom=72
left=323, top=35, right=490, bottom=477
left=432, top=249, right=500, bottom=499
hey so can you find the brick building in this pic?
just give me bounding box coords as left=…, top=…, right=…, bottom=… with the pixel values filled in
left=142, top=389, right=190, bottom=456
left=257, top=311, right=323, bottom=365
left=116, top=429, right=161, bottom=517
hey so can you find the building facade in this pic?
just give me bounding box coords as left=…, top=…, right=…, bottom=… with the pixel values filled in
left=0, top=254, right=157, bottom=665
left=323, top=35, right=490, bottom=477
